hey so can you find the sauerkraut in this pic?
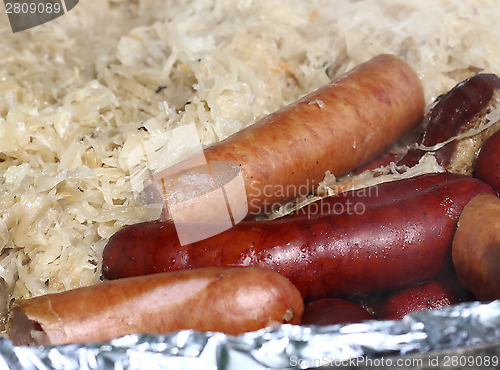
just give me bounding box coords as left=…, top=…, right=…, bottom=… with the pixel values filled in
left=1, top=0, right=500, bottom=332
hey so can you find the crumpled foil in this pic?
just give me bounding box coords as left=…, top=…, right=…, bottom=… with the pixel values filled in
left=1, top=300, right=499, bottom=370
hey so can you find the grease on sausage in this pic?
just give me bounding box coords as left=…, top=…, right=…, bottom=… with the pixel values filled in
left=103, top=177, right=494, bottom=300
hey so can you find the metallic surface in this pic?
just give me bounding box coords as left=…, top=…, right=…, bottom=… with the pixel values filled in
left=1, top=300, right=499, bottom=369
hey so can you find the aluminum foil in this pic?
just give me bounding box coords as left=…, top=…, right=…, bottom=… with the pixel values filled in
left=1, top=300, right=499, bottom=370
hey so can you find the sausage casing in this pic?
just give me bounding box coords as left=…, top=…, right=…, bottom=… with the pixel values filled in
left=103, top=177, right=494, bottom=300
left=8, top=267, right=304, bottom=346
left=157, top=54, right=424, bottom=217
left=286, top=172, right=465, bottom=219
left=302, top=298, right=373, bottom=326
left=452, top=193, right=500, bottom=301
left=377, top=274, right=471, bottom=320
left=399, top=73, right=500, bottom=175
left=474, top=129, right=500, bottom=194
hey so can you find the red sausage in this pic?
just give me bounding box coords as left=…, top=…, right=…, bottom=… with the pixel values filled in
left=103, top=177, right=494, bottom=300
left=302, top=298, right=373, bottom=326
left=474, top=129, right=500, bottom=194
left=452, top=193, right=500, bottom=301
left=377, top=275, right=472, bottom=320
left=399, top=73, right=500, bottom=175
left=156, top=54, right=424, bottom=218
left=285, top=172, right=465, bottom=219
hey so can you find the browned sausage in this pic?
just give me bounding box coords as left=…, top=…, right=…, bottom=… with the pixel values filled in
left=285, top=172, right=465, bottom=219
left=452, top=193, right=500, bottom=301
left=8, top=267, right=303, bottom=346
left=474, top=129, right=500, bottom=194
left=399, top=73, right=500, bottom=175
left=154, top=54, right=424, bottom=218
left=103, top=177, right=494, bottom=300
left=302, top=298, right=373, bottom=326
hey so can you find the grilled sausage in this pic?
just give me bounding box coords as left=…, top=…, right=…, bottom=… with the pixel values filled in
left=399, top=73, right=500, bottom=175
left=352, top=150, right=405, bottom=175
left=302, top=298, right=373, bottom=326
left=474, top=129, right=500, bottom=194
left=286, top=172, right=464, bottom=219
left=452, top=193, right=500, bottom=301
left=103, top=177, right=494, bottom=300
left=377, top=274, right=472, bottom=320
left=153, top=54, right=424, bottom=218
left=8, top=267, right=303, bottom=346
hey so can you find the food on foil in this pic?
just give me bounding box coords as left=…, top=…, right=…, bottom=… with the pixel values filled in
left=2, top=0, right=500, bottom=354
left=8, top=267, right=303, bottom=346
left=11, top=65, right=500, bottom=343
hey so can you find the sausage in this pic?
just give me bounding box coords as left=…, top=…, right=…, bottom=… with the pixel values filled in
left=153, top=54, right=424, bottom=218
left=302, top=298, right=373, bottom=326
left=8, top=267, right=304, bottom=346
left=474, top=129, right=500, bottom=194
left=285, top=172, right=464, bottom=219
left=452, top=193, right=500, bottom=301
left=399, top=73, right=500, bottom=175
left=377, top=274, right=472, bottom=320
left=352, top=150, right=405, bottom=175
left=102, top=177, right=494, bottom=300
